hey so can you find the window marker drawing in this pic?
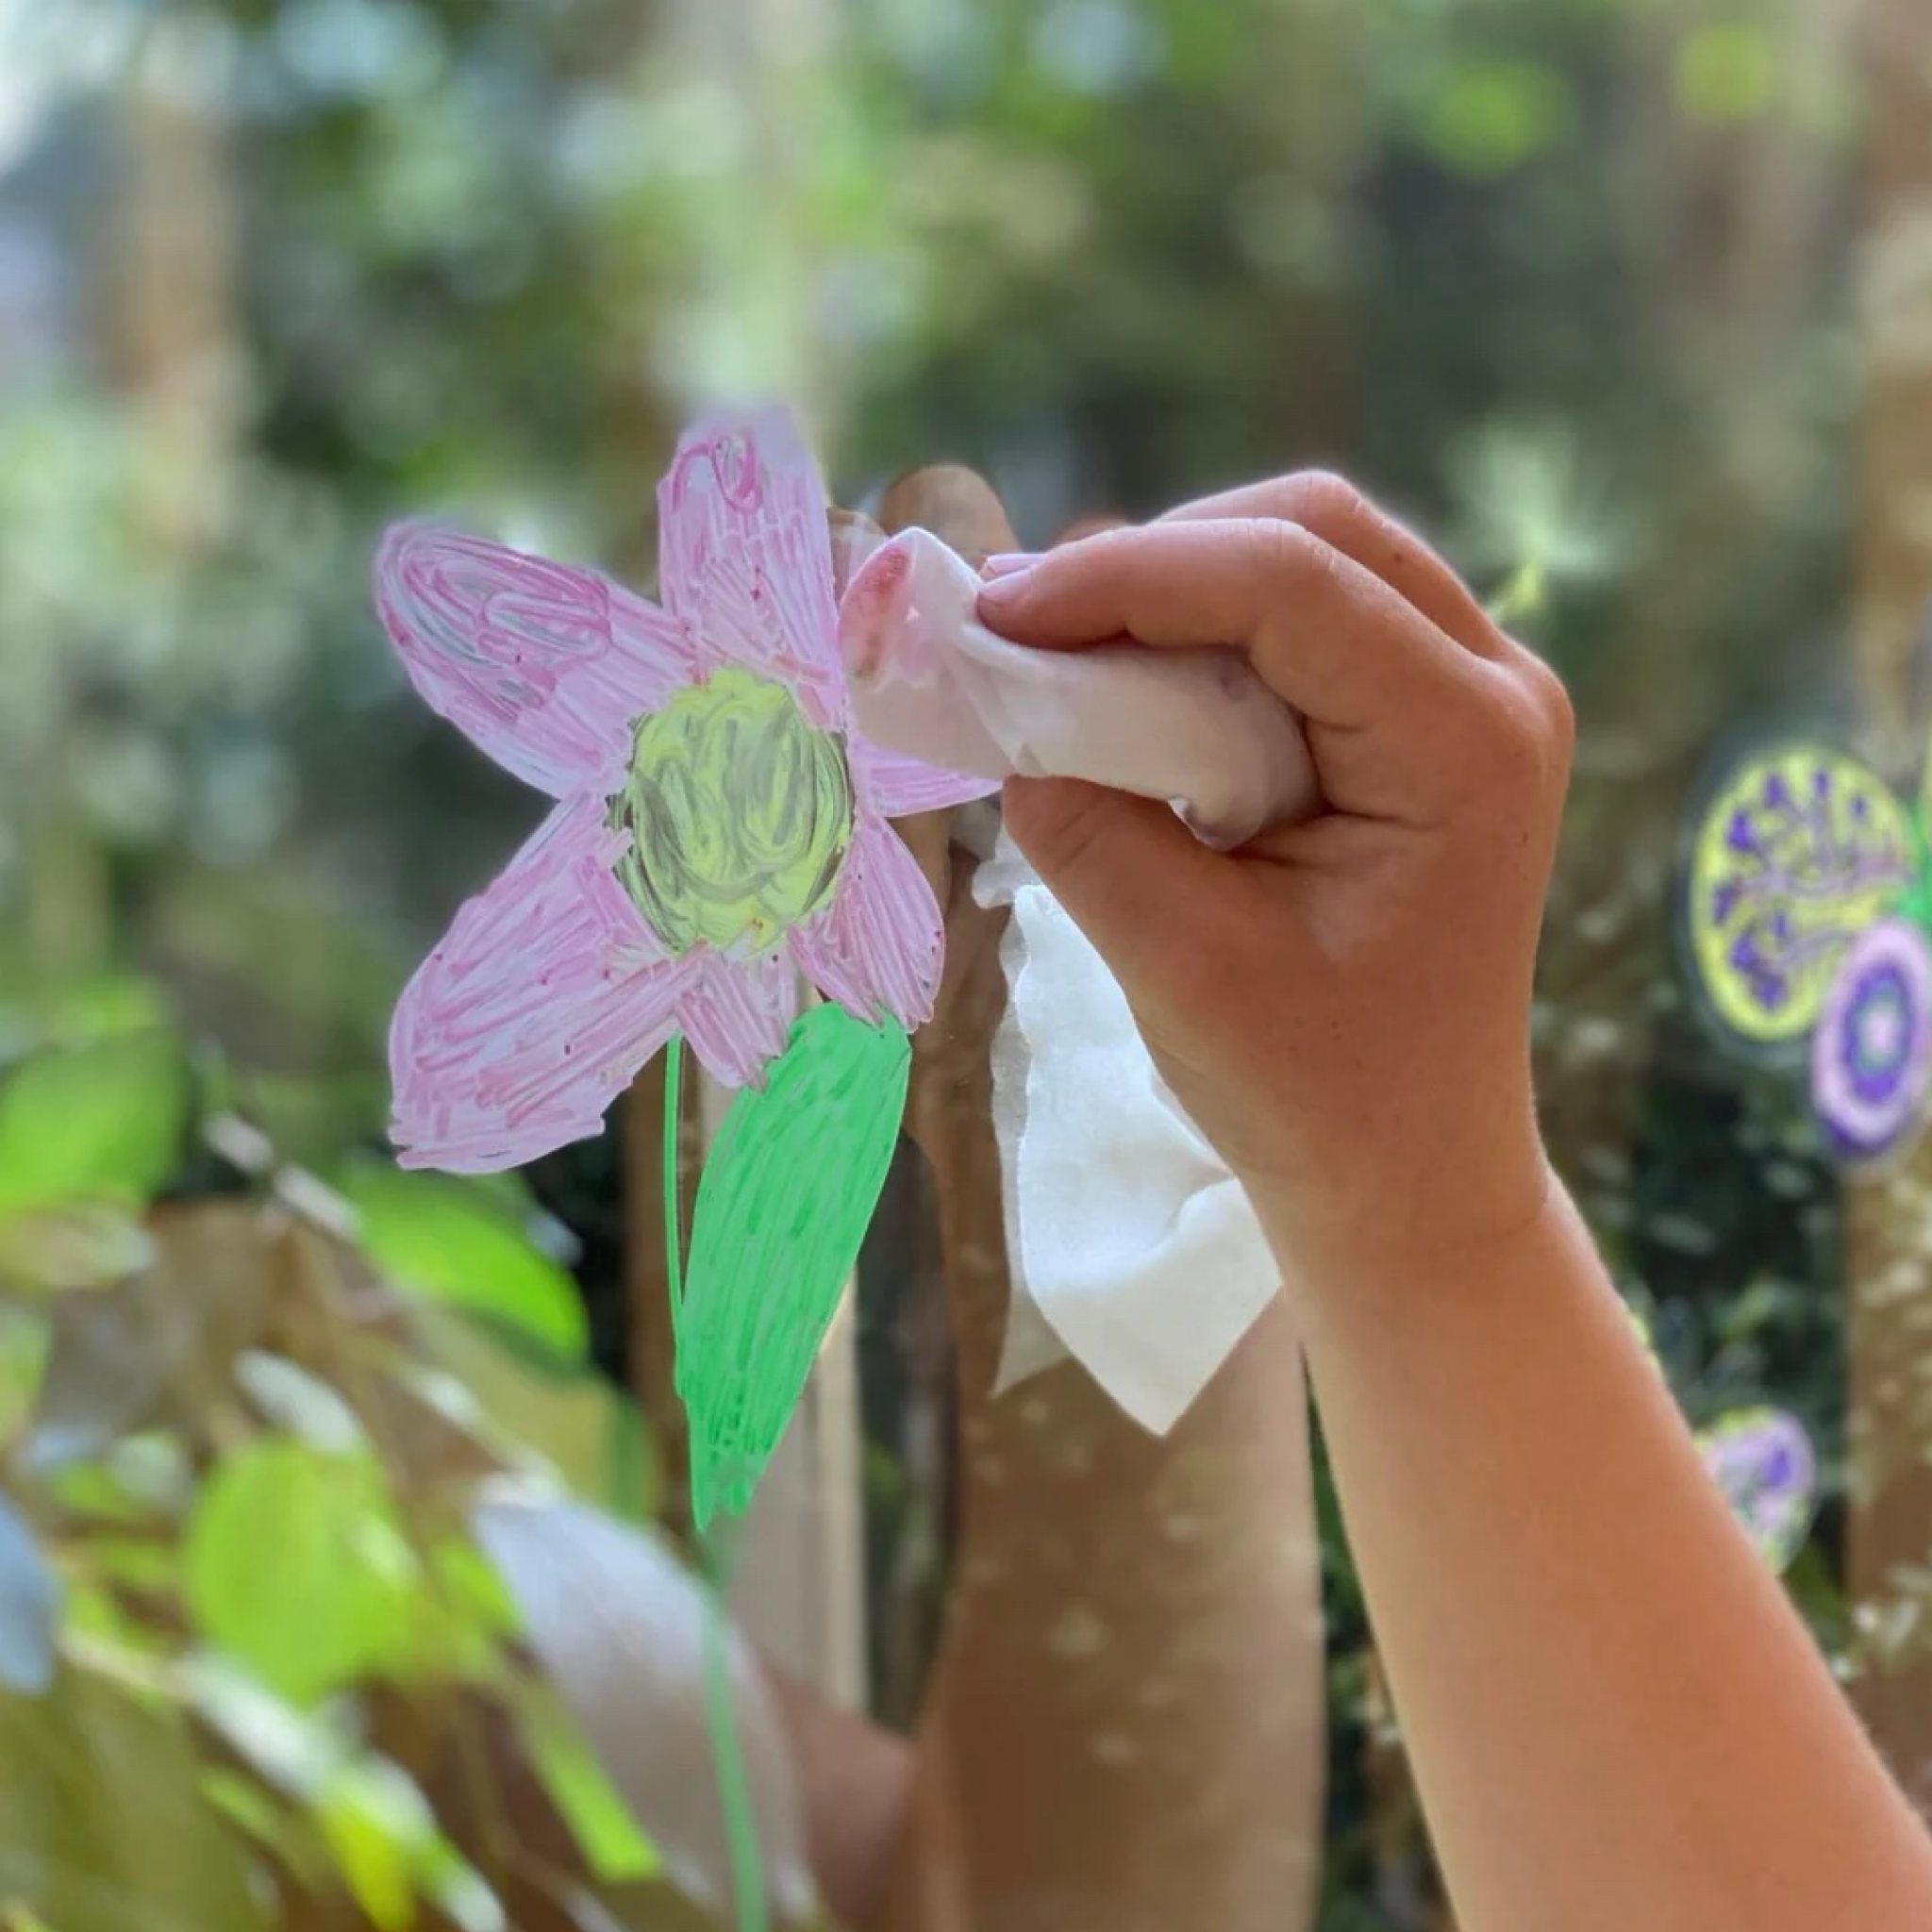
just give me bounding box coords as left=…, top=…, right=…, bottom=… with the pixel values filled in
left=376, top=412, right=993, bottom=1174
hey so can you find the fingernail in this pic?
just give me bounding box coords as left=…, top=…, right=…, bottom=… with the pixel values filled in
left=982, top=552, right=1042, bottom=578
left=977, top=565, right=1036, bottom=614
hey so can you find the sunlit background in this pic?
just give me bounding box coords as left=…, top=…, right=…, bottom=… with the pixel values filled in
left=3, top=1, right=1931, bottom=1928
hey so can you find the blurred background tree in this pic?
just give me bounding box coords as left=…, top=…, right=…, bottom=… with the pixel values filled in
left=0, top=0, right=1924, bottom=1927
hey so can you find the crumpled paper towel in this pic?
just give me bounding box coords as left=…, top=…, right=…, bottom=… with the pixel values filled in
left=975, top=834, right=1286, bottom=1431
left=840, top=527, right=1319, bottom=1431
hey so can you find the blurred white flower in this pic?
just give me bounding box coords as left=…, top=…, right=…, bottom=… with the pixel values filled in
left=1444, top=419, right=1637, bottom=625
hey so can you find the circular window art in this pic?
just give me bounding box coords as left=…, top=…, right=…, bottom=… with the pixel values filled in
left=1684, top=746, right=1913, bottom=1048
left=1696, top=1408, right=1818, bottom=1575
left=1810, top=916, right=1932, bottom=1165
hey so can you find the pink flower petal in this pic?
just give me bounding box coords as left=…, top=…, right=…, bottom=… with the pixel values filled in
left=789, top=815, right=944, bottom=1034
left=391, top=798, right=703, bottom=1172
left=656, top=413, right=843, bottom=731
left=675, top=951, right=802, bottom=1090
left=851, top=734, right=1002, bottom=818
left=376, top=525, right=695, bottom=798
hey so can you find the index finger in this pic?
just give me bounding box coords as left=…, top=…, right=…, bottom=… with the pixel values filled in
left=974, top=516, right=1498, bottom=758
left=1158, top=471, right=1507, bottom=662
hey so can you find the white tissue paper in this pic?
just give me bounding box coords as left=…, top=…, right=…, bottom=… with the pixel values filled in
left=976, top=835, right=1284, bottom=1432
left=841, top=527, right=1317, bottom=1432
left=840, top=527, right=1319, bottom=848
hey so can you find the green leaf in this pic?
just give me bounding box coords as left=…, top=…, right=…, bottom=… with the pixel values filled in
left=430, top=1536, right=519, bottom=1638
left=314, top=1763, right=423, bottom=1932
left=376, top=1536, right=516, bottom=1691
left=184, top=1654, right=347, bottom=1794
left=0, top=1207, right=153, bottom=1297
left=0, top=1032, right=187, bottom=1214
left=314, top=1758, right=504, bottom=1932
left=517, top=1682, right=659, bottom=1884
left=183, top=1438, right=422, bottom=1705
left=25, top=1206, right=268, bottom=1469
left=199, top=1768, right=331, bottom=1888
left=1416, top=57, right=1574, bottom=180
left=61, top=1579, right=170, bottom=1665
left=233, top=1352, right=364, bottom=1453
left=0, top=1491, right=58, bottom=1692
left=677, top=1004, right=908, bottom=1527
left=82, top=1536, right=175, bottom=1593
left=0, top=1670, right=268, bottom=1932
left=412, top=1307, right=654, bottom=1520
left=188, top=1658, right=504, bottom=1932
left=0, top=1311, right=50, bottom=1445
left=339, top=1162, right=587, bottom=1361
left=1674, top=21, right=1777, bottom=125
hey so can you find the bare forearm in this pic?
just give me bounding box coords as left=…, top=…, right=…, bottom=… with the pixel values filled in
left=1274, top=1177, right=1932, bottom=1932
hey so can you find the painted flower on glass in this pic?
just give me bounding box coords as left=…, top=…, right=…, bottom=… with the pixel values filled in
left=1684, top=745, right=1913, bottom=1048
left=377, top=414, right=994, bottom=1173
left=1810, top=915, right=1932, bottom=1166
left=1697, top=1407, right=1817, bottom=1576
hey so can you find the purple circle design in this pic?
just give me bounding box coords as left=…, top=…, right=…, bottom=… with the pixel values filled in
left=1698, top=1408, right=1818, bottom=1574
left=1810, top=916, right=1932, bottom=1163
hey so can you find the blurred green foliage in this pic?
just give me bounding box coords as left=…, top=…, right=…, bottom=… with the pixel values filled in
left=0, top=992, right=813, bottom=1932
left=0, top=0, right=1900, bottom=1924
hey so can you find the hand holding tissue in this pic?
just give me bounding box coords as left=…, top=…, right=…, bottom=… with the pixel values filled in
left=839, top=526, right=1318, bottom=1431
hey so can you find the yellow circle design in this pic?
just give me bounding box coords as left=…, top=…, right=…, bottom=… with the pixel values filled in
left=1686, top=745, right=1912, bottom=1046
left=609, top=666, right=853, bottom=958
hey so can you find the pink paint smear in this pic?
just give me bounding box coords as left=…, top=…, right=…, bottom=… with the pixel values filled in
left=376, top=411, right=996, bottom=1173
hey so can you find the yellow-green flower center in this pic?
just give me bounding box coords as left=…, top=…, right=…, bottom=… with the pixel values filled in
left=609, top=666, right=853, bottom=957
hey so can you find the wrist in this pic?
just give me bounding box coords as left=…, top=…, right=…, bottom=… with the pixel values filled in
left=1251, top=1139, right=1560, bottom=1310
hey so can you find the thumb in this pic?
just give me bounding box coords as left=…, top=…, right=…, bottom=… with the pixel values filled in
left=1001, top=775, right=1222, bottom=979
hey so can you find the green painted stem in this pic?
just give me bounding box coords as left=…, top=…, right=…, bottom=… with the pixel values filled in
left=704, top=1528, right=770, bottom=1932
left=663, top=1033, right=685, bottom=1348
left=662, top=1033, right=769, bottom=1932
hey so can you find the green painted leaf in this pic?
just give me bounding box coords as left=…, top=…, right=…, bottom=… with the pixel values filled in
left=0, top=1032, right=187, bottom=1213
left=182, top=1438, right=422, bottom=1705
left=339, top=1162, right=587, bottom=1361
left=676, top=1002, right=908, bottom=1527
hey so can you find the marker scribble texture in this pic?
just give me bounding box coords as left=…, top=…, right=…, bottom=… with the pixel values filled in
left=375, top=412, right=993, bottom=1173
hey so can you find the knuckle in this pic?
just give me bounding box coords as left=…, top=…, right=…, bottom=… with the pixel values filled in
left=1286, top=468, right=1369, bottom=525
left=1233, top=514, right=1329, bottom=592
left=1517, top=650, right=1576, bottom=766
left=1480, top=667, right=1572, bottom=797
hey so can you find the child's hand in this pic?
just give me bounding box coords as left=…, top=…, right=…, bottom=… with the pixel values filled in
left=979, top=473, right=1574, bottom=1285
